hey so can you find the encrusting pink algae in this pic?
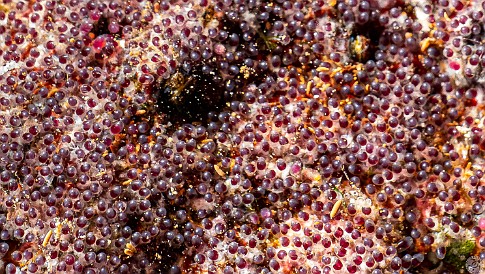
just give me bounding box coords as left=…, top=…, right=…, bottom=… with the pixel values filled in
left=0, top=0, right=483, bottom=273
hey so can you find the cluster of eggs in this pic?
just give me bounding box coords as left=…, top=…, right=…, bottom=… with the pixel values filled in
left=0, top=0, right=483, bottom=273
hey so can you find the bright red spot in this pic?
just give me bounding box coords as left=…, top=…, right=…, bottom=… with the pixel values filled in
left=92, top=35, right=110, bottom=53
left=449, top=61, right=460, bottom=70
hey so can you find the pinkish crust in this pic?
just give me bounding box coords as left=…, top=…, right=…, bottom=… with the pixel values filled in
left=0, top=0, right=484, bottom=273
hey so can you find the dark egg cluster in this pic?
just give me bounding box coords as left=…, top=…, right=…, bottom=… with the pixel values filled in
left=0, top=0, right=484, bottom=273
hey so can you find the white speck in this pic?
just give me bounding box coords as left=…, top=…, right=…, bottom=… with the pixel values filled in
left=0, top=61, right=20, bottom=75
